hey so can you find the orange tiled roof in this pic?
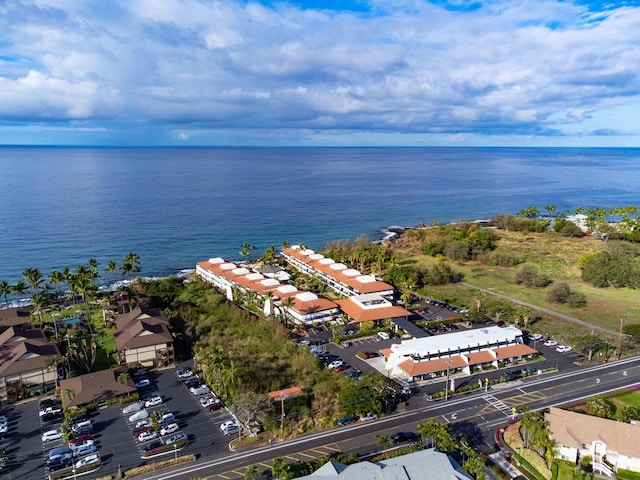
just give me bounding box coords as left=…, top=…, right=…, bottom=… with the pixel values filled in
left=493, top=344, right=537, bottom=359
left=335, top=299, right=410, bottom=323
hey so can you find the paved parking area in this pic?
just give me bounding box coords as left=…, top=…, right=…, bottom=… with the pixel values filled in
left=1, top=365, right=241, bottom=480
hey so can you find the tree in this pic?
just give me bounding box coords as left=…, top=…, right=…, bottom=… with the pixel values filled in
left=12, top=279, right=27, bottom=297
left=378, top=435, right=392, bottom=454
left=586, top=398, right=615, bottom=418
left=149, top=410, right=163, bottom=432
left=121, top=252, right=141, bottom=279
left=244, top=465, right=260, bottom=480
left=271, top=456, right=290, bottom=480
left=105, top=260, right=118, bottom=274
left=117, top=372, right=131, bottom=385
left=48, top=270, right=64, bottom=300
left=22, top=267, right=44, bottom=296
left=261, top=244, right=278, bottom=265
left=240, top=242, right=256, bottom=261
left=0, top=280, right=11, bottom=306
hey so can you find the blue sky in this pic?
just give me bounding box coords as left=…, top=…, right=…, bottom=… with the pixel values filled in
left=1, top=0, right=639, bottom=146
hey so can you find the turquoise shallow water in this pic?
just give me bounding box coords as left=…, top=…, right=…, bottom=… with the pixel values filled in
left=1, top=146, right=639, bottom=286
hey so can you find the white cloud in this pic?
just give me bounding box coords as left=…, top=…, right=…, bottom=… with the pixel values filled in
left=0, top=0, right=639, bottom=145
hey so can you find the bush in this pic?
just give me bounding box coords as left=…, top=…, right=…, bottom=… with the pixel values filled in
left=581, top=243, right=640, bottom=288
left=515, top=264, right=552, bottom=288
left=547, top=283, right=587, bottom=307
left=485, top=249, right=523, bottom=267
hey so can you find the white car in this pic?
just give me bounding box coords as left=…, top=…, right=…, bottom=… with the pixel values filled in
left=128, top=409, right=149, bottom=423
left=530, top=333, right=543, bottom=341
left=360, top=412, right=378, bottom=422
left=135, top=420, right=150, bottom=429
left=42, top=429, right=62, bottom=442
left=138, top=430, right=158, bottom=442
left=0, top=424, right=7, bottom=435
left=327, top=360, right=344, bottom=370
left=220, top=420, right=240, bottom=434
left=200, top=396, right=219, bottom=408
left=74, top=453, right=100, bottom=469
left=143, top=395, right=163, bottom=408
left=543, top=339, right=558, bottom=347
left=122, top=402, right=144, bottom=414
left=556, top=345, right=573, bottom=353
left=190, top=385, right=211, bottom=396
left=160, top=423, right=179, bottom=436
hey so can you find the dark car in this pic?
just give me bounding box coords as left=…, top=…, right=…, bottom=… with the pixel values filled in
left=41, top=411, right=63, bottom=422
left=47, top=456, right=72, bottom=472
left=143, top=439, right=164, bottom=454
left=504, top=369, right=521, bottom=381
left=337, top=415, right=358, bottom=426
left=521, top=366, right=538, bottom=376
left=72, top=425, right=93, bottom=437
left=184, top=377, right=203, bottom=388
left=391, top=431, right=420, bottom=444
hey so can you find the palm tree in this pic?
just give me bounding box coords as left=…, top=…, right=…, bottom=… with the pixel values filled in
left=271, top=456, right=290, bottom=480
left=30, top=292, right=49, bottom=327
left=105, top=260, right=118, bottom=275
left=280, top=296, right=295, bottom=329
left=121, top=252, right=141, bottom=279
left=219, top=360, right=243, bottom=400
left=0, top=280, right=11, bottom=307
left=378, top=435, right=392, bottom=454
left=117, top=372, right=131, bottom=385
left=244, top=465, right=260, bottom=480
left=22, top=267, right=44, bottom=296
left=48, top=270, right=64, bottom=300
left=11, top=279, right=27, bottom=298
left=261, top=244, right=278, bottom=265
left=239, top=242, right=256, bottom=261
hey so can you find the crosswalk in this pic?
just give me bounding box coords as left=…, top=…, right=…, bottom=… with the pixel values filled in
left=481, top=394, right=513, bottom=417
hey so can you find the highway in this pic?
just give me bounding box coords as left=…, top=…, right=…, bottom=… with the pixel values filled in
left=140, top=356, right=640, bottom=480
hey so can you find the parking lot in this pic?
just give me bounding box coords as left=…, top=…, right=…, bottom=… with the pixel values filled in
left=1, top=364, right=239, bottom=480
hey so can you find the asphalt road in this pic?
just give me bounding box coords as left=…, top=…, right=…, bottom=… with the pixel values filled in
left=137, top=355, right=640, bottom=480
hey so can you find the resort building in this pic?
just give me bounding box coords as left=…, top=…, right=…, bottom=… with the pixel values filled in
left=281, top=245, right=395, bottom=297
left=382, top=326, right=537, bottom=381
left=295, top=447, right=473, bottom=480
left=196, top=257, right=339, bottom=326
left=0, top=325, right=61, bottom=400
left=335, top=293, right=412, bottom=326
left=114, top=306, right=174, bottom=368
left=546, top=407, right=640, bottom=475
left=59, top=366, right=136, bottom=408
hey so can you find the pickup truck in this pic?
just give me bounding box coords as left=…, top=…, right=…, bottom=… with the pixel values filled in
left=39, top=406, right=63, bottom=418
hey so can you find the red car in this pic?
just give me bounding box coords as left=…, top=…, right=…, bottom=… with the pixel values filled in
left=69, top=434, right=93, bottom=446
left=207, top=401, right=224, bottom=412
left=333, top=364, right=349, bottom=372
left=133, top=425, right=153, bottom=437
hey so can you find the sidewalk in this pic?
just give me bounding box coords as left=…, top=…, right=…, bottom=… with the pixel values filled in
left=488, top=451, right=527, bottom=479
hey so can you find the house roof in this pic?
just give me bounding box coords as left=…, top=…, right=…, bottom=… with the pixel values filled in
left=397, top=355, right=468, bottom=377
left=114, top=306, right=173, bottom=352
left=0, top=326, right=60, bottom=378
left=546, top=407, right=640, bottom=459
left=267, top=386, right=302, bottom=401
left=295, top=448, right=473, bottom=480
left=59, top=367, right=136, bottom=408
left=288, top=294, right=339, bottom=315
left=0, top=307, right=32, bottom=329
left=335, top=295, right=411, bottom=323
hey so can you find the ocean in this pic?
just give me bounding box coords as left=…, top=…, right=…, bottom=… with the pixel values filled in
left=1, top=146, right=639, bottom=289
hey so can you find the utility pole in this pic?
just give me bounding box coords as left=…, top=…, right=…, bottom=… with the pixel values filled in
left=444, top=356, right=451, bottom=401
left=617, top=318, right=625, bottom=358
left=280, top=393, right=288, bottom=438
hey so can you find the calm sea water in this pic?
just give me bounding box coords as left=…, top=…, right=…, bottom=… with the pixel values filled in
left=1, top=146, right=639, bottom=287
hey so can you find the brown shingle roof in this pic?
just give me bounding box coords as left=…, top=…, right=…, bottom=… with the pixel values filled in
left=114, top=306, right=173, bottom=352
left=0, top=329, right=60, bottom=378
left=546, top=407, right=640, bottom=459
left=59, top=367, right=136, bottom=408
left=0, top=307, right=32, bottom=330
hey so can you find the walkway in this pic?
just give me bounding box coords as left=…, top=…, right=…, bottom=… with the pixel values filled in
left=461, top=283, right=620, bottom=337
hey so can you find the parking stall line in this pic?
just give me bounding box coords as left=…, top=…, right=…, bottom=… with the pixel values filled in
left=296, top=451, right=317, bottom=459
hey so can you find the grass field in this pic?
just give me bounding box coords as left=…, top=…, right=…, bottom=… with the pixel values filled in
left=398, top=229, right=640, bottom=348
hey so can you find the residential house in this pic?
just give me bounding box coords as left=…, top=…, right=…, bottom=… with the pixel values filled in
left=546, top=407, right=640, bottom=475
left=114, top=306, right=174, bottom=367
left=0, top=325, right=60, bottom=400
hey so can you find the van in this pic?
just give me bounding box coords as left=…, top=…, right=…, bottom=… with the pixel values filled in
left=377, top=331, right=390, bottom=341
left=128, top=409, right=149, bottom=423
left=189, top=385, right=211, bottom=396
left=49, top=446, right=72, bottom=460
left=72, top=420, right=93, bottom=433
left=72, top=444, right=97, bottom=457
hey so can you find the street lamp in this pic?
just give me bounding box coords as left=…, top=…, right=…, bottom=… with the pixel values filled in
left=173, top=443, right=178, bottom=462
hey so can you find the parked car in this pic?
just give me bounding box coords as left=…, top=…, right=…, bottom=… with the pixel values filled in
left=72, top=444, right=97, bottom=457
left=128, top=409, right=150, bottom=423
left=337, top=415, right=358, bottom=426
left=74, top=453, right=100, bottom=469
left=377, top=331, right=390, bottom=341
left=163, top=432, right=187, bottom=445
left=220, top=420, right=241, bottom=435
left=327, top=360, right=344, bottom=370
left=543, top=339, right=558, bottom=347
left=503, top=369, right=521, bottom=381
left=190, top=385, right=211, bottom=396
left=72, top=420, right=93, bottom=434
left=391, top=431, right=419, bottom=444
left=133, top=425, right=153, bottom=437
left=69, top=435, right=93, bottom=446
left=360, top=412, right=378, bottom=422
left=143, top=395, right=163, bottom=408
left=135, top=378, right=152, bottom=389
left=200, top=396, right=219, bottom=408
left=143, top=440, right=164, bottom=454
left=184, top=377, right=202, bottom=388
left=160, top=423, right=179, bottom=436
left=333, top=364, right=349, bottom=372
left=158, top=412, right=175, bottom=425
left=521, top=366, right=538, bottom=376
left=48, top=446, right=72, bottom=460
left=39, top=406, right=63, bottom=418
left=207, top=400, right=224, bottom=411
left=176, top=367, right=193, bottom=379
left=529, top=333, right=543, bottom=341
left=46, top=456, right=72, bottom=471
left=122, top=402, right=144, bottom=414
left=556, top=345, right=572, bottom=353
left=138, top=430, right=158, bottom=442
left=42, top=429, right=62, bottom=442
